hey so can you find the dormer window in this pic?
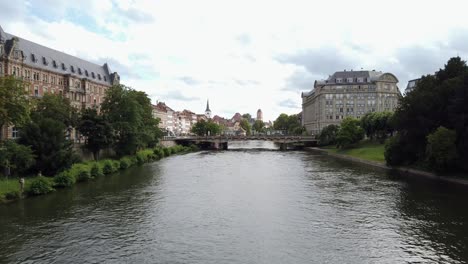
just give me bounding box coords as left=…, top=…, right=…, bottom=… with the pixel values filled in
left=70, top=66, right=75, bottom=73
left=91, top=72, right=95, bottom=78
left=347, top=78, right=353, bottom=83
left=31, top=53, right=37, bottom=63
left=78, top=68, right=82, bottom=75
left=98, top=74, right=101, bottom=80
left=61, top=63, right=67, bottom=71
left=357, top=77, right=364, bottom=82
left=85, top=70, right=89, bottom=77
left=42, top=57, right=48, bottom=65
left=52, top=60, right=58, bottom=68
left=104, top=76, right=107, bottom=82
left=336, top=78, right=343, bottom=83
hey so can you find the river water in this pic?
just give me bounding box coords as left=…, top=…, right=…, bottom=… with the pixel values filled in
left=1, top=141, right=468, bottom=263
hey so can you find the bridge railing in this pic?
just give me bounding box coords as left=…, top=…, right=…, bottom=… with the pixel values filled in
left=165, top=135, right=317, bottom=141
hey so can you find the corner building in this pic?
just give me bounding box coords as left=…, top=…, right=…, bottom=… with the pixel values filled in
left=0, top=25, right=119, bottom=138
left=302, top=70, right=401, bottom=135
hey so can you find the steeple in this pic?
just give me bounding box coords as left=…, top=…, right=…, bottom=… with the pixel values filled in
left=205, top=99, right=211, bottom=112
left=205, top=99, right=212, bottom=119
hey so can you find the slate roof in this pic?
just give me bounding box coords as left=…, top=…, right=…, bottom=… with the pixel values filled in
left=0, top=25, right=114, bottom=86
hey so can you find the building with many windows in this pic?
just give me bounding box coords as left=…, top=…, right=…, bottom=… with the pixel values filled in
left=301, top=70, right=401, bottom=135
left=0, top=24, right=120, bottom=139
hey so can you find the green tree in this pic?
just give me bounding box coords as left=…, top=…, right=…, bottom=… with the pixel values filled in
left=32, top=94, right=77, bottom=127
left=242, top=113, right=252, bottom=120
left=77, top=108, right=113, bottom=160
left=273, top=113, right=289, bottom=132
left=336, top=117, right=364, bottom=148
left=318, top=124, right=339, bottom=146
left=19, top=117, right=78, bottom=176
left=426, top=127, right=458, bottom=173
left=273, top=113, right=303, bottom=135
left=191, top=119, right=221, bottom=136
left=101, top=85, right=162, bottom=155
left=253, top=120, right=265, bottom=133
left=240, top=119, right=251, bottom=136
left=0, top=76, right=30, bottom=140
left=0, top=140, right=35, bottom=176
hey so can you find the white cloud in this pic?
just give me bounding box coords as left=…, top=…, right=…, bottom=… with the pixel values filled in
left=4, top=0, right=468, bottom=120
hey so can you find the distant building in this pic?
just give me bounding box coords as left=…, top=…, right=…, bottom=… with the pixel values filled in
left=405, top=78, right=420, bottom=94
left=256, top=109, right=263, bottom=121
left=153, top=102, right=175, bottom=134
left=302, top=70, right=401, bottom=135
left=231, top=113, right=242, bottom=123
left=205, top=99, right=212, bottom=119
left=0, top=24, right=119, bottom=139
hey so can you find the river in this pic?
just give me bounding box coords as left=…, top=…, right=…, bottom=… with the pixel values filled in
left=1, top=141, right=468, bottom=263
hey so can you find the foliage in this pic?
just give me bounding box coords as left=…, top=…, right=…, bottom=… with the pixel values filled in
left=273, top=113, right=303, bottom=135
left=69, top=163, right=92, bottom=182
left=324, top=140, right=385, bottom=162
left=77, top=108, right=113, bottom=160
left=387, top=57, right=468, bottom=172
left=336, top=117, right=364, bottom=148
left=54, top=171, right=76, bottom=188
left=318, top=124, right=339, bottom=146
left=19, top=117, right=79, bottom=176
left=90, top=163, right=104, bottom=178
left=0, top=76, right=30, bottom=139
left=101, top=85, right=162, bottom=156
left=136, top=149, right=155, bottom=164
left=119, top=157, right=132, bottom=169
left=101, top=160, right=115, bottom=174
left=361, top=112, right=395, bottom=142
left=242, top=113, right=252, bottom=120
left=426, top=127, right=458, bottom=173
left=27, top=176, right=54, bottom=196
left=253, top=120, right=265, bottom=133
left=191, top=119, right=222, bottom=136
left=239, top=119, right=252, bottom=136
left=32, top=94, right=77, bottom=127
left=0, top=140, right=35, bottom=175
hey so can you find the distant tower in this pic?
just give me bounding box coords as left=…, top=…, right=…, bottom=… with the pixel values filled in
left=257, top=109, right=263, bottom=121
left=205, top=99, right=212, bottom=119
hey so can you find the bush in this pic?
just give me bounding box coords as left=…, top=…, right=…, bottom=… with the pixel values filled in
left=384, top=134, right=420, bottom=166
left=54, top=171, right=76, bottom=187
left=90, top=163, right=104, bottom=178
left=426, top=127, right=458, bottom=173
left=28, top=176, right=54, bottom=196
left=102, top=160, right=114, bottom=174
left=69, top=164, right=92, bottom=182
left=318, top=124, right=339, bottom=146
left=163, top=148, right=171, bottom=157
left=136, top=149, right=154, bottom=164
left=336, top=117, right=364, bottom=148
left=120, top=157, right=131, bottom=169
left=5, top=190, right=21, bottom=200
left=189, top=144, right=199, bottom=152
left=154, top=148, right=165, bottom=159
left=112, top=160, right=121, bottom=172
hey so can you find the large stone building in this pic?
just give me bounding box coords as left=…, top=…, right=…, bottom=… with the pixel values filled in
left=302, top=70, right=401, bottom=135
left=152, top=102, right=175, bottom=135
left=0, top=25, right=119, bottom=139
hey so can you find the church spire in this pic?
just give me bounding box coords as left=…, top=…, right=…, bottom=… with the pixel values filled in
left=205, top=99, right=210, bottom=112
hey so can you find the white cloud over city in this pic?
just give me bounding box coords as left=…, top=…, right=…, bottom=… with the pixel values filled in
left=2, top=0, right=468, bottom=120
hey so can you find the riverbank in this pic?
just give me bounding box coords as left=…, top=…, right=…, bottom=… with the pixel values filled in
left=313, top=143, right=468, bottom=188
left=0, top=145, right=198, bottom=203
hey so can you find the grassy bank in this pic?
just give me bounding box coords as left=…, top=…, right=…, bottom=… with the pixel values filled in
left=0, top=145, right=198, bottom=203
left=321, top=140, right=385, bottom=163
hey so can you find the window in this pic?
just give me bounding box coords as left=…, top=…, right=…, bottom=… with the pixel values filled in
left=34, top=86, right=39, bottom=97
left=70, top=66, right=75, bottom=73
left=336, top=78, right=343, bottom=83
left=347, top=78, right=353, bottom=83
left=91, top=72, right=95, bottom=78
left=31, top=53, right=37, bottom=62
left=53, top=60, right=58, bottom=68
left=42, top=57, right=48, bottom=65
left=104, top=76, right=107, bottom=82
left=98, top=74, right=101, bottom=80
left=78, top=68, right=82, bottom=75
left=62, top=63, right=67, bottom=71
left=11, top=127, right=19, bottom=139
left=85, top=70, right=89, bottom=77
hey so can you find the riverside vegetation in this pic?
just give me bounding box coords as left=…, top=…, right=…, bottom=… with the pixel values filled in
left=318, top=57, right=468, bottom=176
left=0, top=76, right=200, bottom=202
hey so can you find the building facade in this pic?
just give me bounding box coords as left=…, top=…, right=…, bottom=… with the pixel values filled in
left=256, top=109, right=263, bottom=121
left=0, top=25, right=119, bottom=139
left=302, top=70, right=401, bottom=135
left=152, top=102, right=175, bottom=135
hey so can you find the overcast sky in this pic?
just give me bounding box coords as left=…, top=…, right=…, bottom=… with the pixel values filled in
left=1, top=0, right=468, bottom=121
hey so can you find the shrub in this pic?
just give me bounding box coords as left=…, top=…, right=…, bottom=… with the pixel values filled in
left=318, top=124, right=339, bottom=146
left=28, top=176, right=54, bottom=196
left=5, top=190, right=21, bottom=200
left=90, top=163, right=104, bottom=178
left=336, top=117, right=364, bottom=148
left=189, top=144, right=199, bottom=152
left=54, top=171, right=76, bottom=187
left=163, top=148, right=171, bottom=157
left=69, top=164, right=92, bottom=182
left=154, top=148, right=165, bottom=159
left=426, top=127, right=458, bottom=173
left=120, top=157, right=131, bottom=169
left=112, top=160, right=120, bottom=172
left=102, top=160, right=114, bottom=174
left=136, top=149, right=154, bottom=164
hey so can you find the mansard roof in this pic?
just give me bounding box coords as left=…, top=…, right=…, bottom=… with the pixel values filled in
left=1, top=25, right=115, bottom=86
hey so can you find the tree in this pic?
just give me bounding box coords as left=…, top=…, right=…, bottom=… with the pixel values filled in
left=77, top=108, right=113, bottom=160
left=387, top=57, right=468, bottom=172
left=426, top=127, right=458, bottom=173
left=32, top=94, right=78, bottom=127
left=318, top=124, right=339, bottom=146
left=336, top=117, right=364, bottom=148
left=253, top=120, right=265, bottom=133
left=191, top=119, right=221, bottom=136
left=0, top=77, right=30, bottom=140
left=273, top=113, right=289, bottom=131
left=273, top=113, right=303, bottom=135
left=19, top=117, right=79, bottom=176
left=242, top=113, right=252, bottom=120
left=240, top=119, right=251, bottom=136
left=361, top=112, right=394, bottom=142
left=0, top=140, right=35, bottom=176
left=101, top=85, right=162, bottom=155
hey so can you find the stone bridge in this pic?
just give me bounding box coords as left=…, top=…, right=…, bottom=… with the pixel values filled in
left=162, top=135, right=318, bottom=150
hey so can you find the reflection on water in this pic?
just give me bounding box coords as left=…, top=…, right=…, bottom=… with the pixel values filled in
left=1, top=142, right=468, bottom=263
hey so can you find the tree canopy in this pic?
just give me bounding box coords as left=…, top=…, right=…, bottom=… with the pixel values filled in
left=0, top=77, right=30, bottom=139
left=273, top=113, right=303, bottom=135
left=191, top=119, right=222, bottom=136
left=77, top=108, right=113, bottom=160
